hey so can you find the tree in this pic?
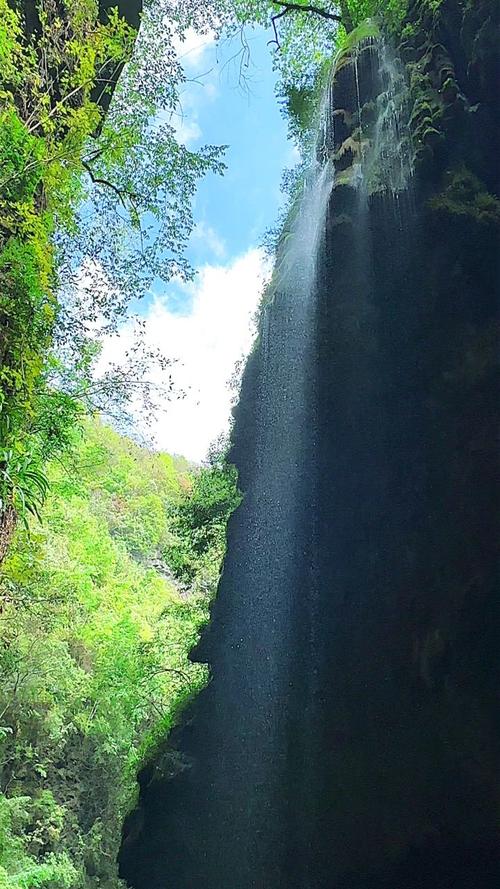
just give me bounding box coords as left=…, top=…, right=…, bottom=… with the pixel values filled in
left=227, top=0, right=408, bottom=93
left=165, top=443, right=242, bottom=593
left=0, top=0, right=227, bottom=555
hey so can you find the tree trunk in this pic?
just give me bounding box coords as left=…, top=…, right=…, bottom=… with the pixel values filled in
left=339, top=0, right=354, bottom=32
left=0, top=503, right=16, bottom=566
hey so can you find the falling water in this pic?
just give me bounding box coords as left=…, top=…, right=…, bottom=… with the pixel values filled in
left=367, top=41, right=413, bottom=193
left=119, top=36, right=425, bottom=889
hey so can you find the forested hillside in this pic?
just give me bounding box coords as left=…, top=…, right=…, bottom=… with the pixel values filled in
left=0, top=417, right=240, bottom=886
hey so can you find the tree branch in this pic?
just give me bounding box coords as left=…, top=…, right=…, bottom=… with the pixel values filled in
left=269, top=1, right=342, bottom=49
left=81, top=159, right=146, bottom=250
left=269, top=8, right=288, bottom=48
left=144, top=667, right=191, bottom=683
left=81, top=160, right=131, bottom=212
left=273, top=1, right=342, bottom=22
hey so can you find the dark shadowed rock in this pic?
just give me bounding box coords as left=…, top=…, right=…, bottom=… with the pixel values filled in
left=119, top=3, right=499, bottom=886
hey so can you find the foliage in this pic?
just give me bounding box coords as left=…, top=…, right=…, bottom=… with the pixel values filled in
left=228, top=1, right=409, bottom=91
left=429, top=166, right=500, bottom=225
left=344, top=0, right=408, bottom=30
left=0, top=793, right=77, bottom=886
left=0, top=0, right=129, bottom=540
left=54, top=0, right=228, bottom=346
left=0, top=0, right=227, bottom=547
left=0, top=416, right=237, bottom=887
left=166, top=447, right=242, bottom=592
left=0, top=448, right=49, bottom=527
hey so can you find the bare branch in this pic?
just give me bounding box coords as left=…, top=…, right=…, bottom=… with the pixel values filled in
left=272, top=1, right=342, bottom=21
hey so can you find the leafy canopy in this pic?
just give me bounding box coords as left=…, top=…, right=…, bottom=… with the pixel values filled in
left=0, top=0, right=227, bottom=537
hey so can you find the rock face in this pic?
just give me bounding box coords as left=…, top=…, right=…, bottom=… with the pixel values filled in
left=13, top=0, right=142, bottom=114
left=119, top=2, right=500, bottom=886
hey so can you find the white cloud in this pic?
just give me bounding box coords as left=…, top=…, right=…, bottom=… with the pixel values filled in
left=190, top=221, right=227, bottom=259
left=99, top=249, right=269, bottom=462
left=172, top=29, right=216, bottom=69
left=167, top=28, right=221, bottom=147
left=174, top=116, right=203, bottom=146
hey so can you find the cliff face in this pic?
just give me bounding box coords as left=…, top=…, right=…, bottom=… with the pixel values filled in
left=312, top=2, right=500, bottom=881
left=119, top=2, right=500, bottom=886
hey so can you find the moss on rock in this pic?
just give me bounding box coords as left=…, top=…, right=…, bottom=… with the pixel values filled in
left=429, top=166, right=500, bottom=224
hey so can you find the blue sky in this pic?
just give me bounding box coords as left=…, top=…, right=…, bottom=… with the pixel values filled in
left=150, top=26, right=295, bottom=317
left=101, top=26, right=295, bottom=460
left=178, top=28, right=292, bottom=265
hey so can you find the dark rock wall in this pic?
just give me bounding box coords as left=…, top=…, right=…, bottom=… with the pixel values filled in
left=10, top=0, right=142, bottom=115
left=311, top=4, right=500, bottom=881
left=119, top=2, right=499, bottom=886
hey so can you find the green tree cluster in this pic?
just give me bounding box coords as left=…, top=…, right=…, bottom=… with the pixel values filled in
left=0, top=0, right=135, bottom=541
left=166, top=448, right=242, bottom=594
left=0, top=416, right=239, bottom=887
left=0, top=0, right=225, bottom=552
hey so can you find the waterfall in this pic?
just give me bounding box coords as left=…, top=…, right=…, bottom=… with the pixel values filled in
left=119, top=36, right=411, bottom=889
left=366, top=40, right=413, bottom=193
left=119, top=23, right=500, bottom=888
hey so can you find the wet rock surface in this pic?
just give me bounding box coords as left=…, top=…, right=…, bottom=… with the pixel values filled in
left=119, top=3, right=499, bottom=886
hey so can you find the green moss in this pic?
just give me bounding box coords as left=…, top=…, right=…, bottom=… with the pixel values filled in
left=410, top=101, right=434, bottom=124
left=334, top=18, right=381, bottom=71
left=441, top=76, right=459, bottom=101
left=420, top=124, right=443, bottom=144
left=401, top=21, right=417, bottom=41
left=407, top=55, right=447, bottom=152
left=429, top=166, right=500, bottom=224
